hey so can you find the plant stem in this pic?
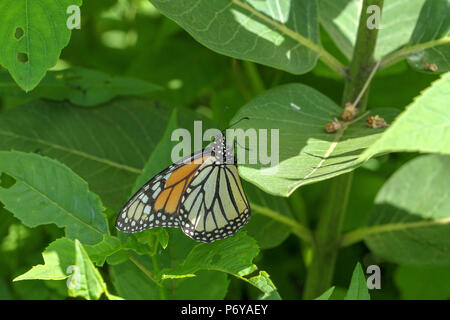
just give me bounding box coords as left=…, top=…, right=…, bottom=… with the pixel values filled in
left=302, top=0, right=384, bottom=299
left=151, top=254, right=168, bottom=300
left=380, top=36, right=450, bottom=69
left=243, top=61, right=265, bottom=95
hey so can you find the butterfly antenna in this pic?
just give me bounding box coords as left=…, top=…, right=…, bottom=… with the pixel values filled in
left=234, top=139, right=251, bottom=151
left=228, top=117, right=250, bottom=129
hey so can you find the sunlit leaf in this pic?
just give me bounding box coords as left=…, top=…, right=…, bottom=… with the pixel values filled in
left=319, top=0, right=426, bottom=59
left=364, top=155, right=450, bottom=266
left=149, top=0, right=320, bottom=74
left=361, top=72, right=450, bottom=160
left=232, top=83, right=398, bottom=196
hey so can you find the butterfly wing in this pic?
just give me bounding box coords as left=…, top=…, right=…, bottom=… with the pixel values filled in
left=115, top=150, right=210, bottom=233
left=178, top=157, right=251, bottom=243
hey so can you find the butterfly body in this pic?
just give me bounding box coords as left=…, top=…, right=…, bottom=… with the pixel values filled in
left=115, top=132, right=250, bottom=243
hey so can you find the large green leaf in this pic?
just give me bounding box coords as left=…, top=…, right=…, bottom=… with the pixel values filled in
left=0, top=0, right=82, bottom=91
left=149, top=0, right=320, bottom=74
left=161, top=232, right=258, bottom=277
left=231, top=83, right=398, bottom=197
left=0, top=151, right=108, bottom=244
left=0, top=98, right=298, bottom=247
left=344, top=262, right=370, bottom=300
left=0, top=99, right=174, bottom=211
left=363, top=155, right=450, bottom=266
left=361, top=72, right=450, bottom=160
left=0, top=68, right=161, bottom=107
left=406, top=0, right=450, bottom=73
left=110, top=109, right=283, bottom=299
left=319, top=0, right=426, bottom=60
left=160, top=232, right=280, bottom=299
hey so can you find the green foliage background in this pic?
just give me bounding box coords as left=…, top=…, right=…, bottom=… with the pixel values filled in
left=0, top=0, right=449, bottom=300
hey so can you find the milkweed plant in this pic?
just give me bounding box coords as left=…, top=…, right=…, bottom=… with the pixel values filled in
left=0, top=0, right=449, bottom=300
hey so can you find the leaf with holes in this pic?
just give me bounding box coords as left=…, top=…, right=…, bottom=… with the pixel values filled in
left=0, top=0, right=83, bottom=91
left=0, top=151, right=107, bottom=244
left=231, top=83, right=398, bottom=197
left=363, top=155, right=450, bottom=266
left=149, top=0, right=320, bottom=74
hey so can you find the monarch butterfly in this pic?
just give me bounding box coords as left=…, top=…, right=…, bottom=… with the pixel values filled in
left=115, top=128, right=251, bottom=243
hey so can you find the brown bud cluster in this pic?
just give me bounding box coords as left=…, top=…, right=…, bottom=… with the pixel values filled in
left=367, top=115, right=388, bottom=128
left=325, top=117, right=344, bottom=133
left=340, top=102, right=359, bottom=121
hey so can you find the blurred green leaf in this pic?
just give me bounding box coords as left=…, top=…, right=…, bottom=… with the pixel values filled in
left=406, top=0, right=450, bottom=73
left=244, top=182, right=294, bottom=249
left=131, top=108, right=179, bottom=194
left=232, top=83, right=398, bottom=197
left=0, top=67, right=161, bottom=107
left=149, top=0, right=320, bottom=74
left=0, top=0, right=83, bottom=91
left=362, top=155, right=450, bottom=266
left=394, top=265, right=450, bottom=299
left=0, top=151, right=108, bottom=244
left=361, top=72, right=450, bottom=160
left=344, top=262, right=370, bottom=300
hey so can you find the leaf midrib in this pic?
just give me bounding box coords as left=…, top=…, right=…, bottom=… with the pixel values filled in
left=341, top=216, right=450, bottom=247
left=0, top=129, right=142, bottom=174
left=4, top=166, right=104, bottom=236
